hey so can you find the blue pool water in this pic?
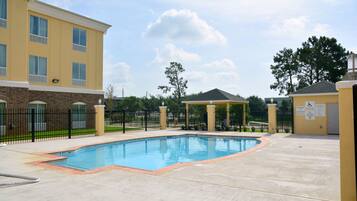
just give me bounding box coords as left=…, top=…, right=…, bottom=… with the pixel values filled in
left=50, top=135, right=260, bottom=171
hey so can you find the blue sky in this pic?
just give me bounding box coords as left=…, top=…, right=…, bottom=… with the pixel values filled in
left=43, top=0, right=357, bottom=98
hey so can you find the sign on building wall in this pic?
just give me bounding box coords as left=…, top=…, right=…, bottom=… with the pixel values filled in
left=295, top=106, right=305, bottom=116
left=304, top=101, right=315, bottom=120
left=315, top=104, right=326, bottom=117
left=295, top=101, right=326, bottom=120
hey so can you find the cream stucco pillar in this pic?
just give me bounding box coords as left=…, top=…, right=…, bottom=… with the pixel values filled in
left=226, top=103, right=230, bottom=127
left=337, top=80, right=357, bottom=201
left=268, top=104, right=277, bottom=134
left=159, top=106, right=167, bottom=130
left=243, top=104, right=247, bottom=126
left=94, top=105, right=105, bottom=136
left=207, top=105, right=216, bottom=132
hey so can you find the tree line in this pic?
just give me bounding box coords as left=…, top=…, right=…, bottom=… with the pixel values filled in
left=270, top=36, right=349, bottom=95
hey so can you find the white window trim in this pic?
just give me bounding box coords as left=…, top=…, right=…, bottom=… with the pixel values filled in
left=73, top=102, right=86, bottom=105
left=72, top=78, right=86, bottom=82
left=30, top=33, right=48, bottom=40
left=29, top=101, right=47, bottom=105
left=72, top=43, right=86, bottom=48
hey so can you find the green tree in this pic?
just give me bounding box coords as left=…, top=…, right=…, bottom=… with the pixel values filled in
left=105, top=84, right=115, bottom=113
left=158, top=62, right=188, bottom=116
left=270, top=48, right=299, bottom=95
left=247, top=96, right=266, bottom=113
left=270, top=36, right=349, bottom=95
left=296, top=36, right=348, bottom=88
left=118, top=96, right=143, bottom=112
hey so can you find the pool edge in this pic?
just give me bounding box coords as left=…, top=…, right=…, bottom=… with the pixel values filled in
left=30, top=134, right=270, bottom=175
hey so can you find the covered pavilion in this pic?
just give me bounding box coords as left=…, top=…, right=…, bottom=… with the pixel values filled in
left=182, top=88, right=249, bottom=131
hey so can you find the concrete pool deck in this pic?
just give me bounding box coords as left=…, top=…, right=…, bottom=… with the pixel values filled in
left=0, top=130, right=340, bottom=201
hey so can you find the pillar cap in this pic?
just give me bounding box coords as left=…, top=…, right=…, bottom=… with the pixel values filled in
left=336, top=80, right=357, bottom=90
left=267, top=103, right=277, bottom=106
left=94, top=105, right=105, bottom=108
left=159, top=106, right=167, bottom=109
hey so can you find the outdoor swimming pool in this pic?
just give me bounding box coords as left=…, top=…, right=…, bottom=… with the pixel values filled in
left=50, top=135, right=260, bottom=171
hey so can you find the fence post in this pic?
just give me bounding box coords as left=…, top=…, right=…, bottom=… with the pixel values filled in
left=31, top=108, right=35, bottom=142
left=159, top=106, right=167, bottom=130
left=268, top=104, right=277, bottom=134
left=68, top=109, right=72, bottom=139
left=206, top=104, right=216, bottom=132
left=94, top=105, right=105, bottom=136
left=122, top=110, right=126, bottom=134
left=144, top=110, right=148, bottom=131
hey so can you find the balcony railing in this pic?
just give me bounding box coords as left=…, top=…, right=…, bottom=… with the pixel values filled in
left=0, top=18, right=7, bottom=28
left=73, top=43, right=86, bottom=52
left=72, top=79, right=86, bottom=86
left=0, top=67, right=6, bottom=76
left=30, top=34, right=48, bottom=44
left=29, top=74, right=47, bottom=83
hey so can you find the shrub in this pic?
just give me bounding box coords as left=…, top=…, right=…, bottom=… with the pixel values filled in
left=243, top=127, right=247, bottom=132
left=284, top=128, right=290, bottom=133
left=233, top=126, right=238, bottom=131
left=251, top=127, right=256, bottom=132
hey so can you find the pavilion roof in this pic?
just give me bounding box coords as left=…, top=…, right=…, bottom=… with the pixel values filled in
left=182, top=88, right=247, bottom=104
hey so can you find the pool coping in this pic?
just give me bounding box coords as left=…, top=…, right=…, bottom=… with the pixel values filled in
left=30, top=134, right=270, bottom=175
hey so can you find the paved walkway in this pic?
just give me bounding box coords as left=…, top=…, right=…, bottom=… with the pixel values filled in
left=0, top=130, right=340, bottom=201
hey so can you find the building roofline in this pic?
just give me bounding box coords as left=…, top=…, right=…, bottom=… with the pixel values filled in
left=289, top=92, right=338, bottom=97
left=182, top=100, right=248, bottom=104
left=28, top=0, right=111, bottom=33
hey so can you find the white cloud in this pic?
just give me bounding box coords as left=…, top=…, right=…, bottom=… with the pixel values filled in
left=267, top=16, right=331, bottom=39
left=162, top=0, right=343, bottom=22
left=145, top=9, right=226, bottom=45
left=185, top=59, right=240, bottom=92
left=202, top=58, right=237, bottom=71
left=153, top=43, right=201, bottom=65
left=104, top=54, right=132, bottom=95
left=312, top=23, right=331, bottom=36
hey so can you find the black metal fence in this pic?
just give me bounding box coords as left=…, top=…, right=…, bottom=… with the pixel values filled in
left=277, top=109, right=293, bottom=133
left=0, top=108, right=96, bottom=144
left=167, top=112, right=185, bottom=128
left=105, top=110, right=160, bottom=132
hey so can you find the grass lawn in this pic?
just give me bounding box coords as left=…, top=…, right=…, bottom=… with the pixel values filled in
left=0, top=126, right=142, bottom=142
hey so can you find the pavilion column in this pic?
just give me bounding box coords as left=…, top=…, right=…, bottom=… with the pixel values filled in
left=207, top=104, right=216, bottom=132
left=185, top=103, right=189, bottom=129
left=226, top=103, right=230, bottom=127
left=243, top=103, right=247, bottom=126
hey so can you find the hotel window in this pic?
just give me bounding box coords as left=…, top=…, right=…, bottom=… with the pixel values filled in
left=0, top=44, right=6, bottom=76
left=72, top=102, right=87, bottom=129
left=28, top=101, right=47, bottom=131
left=30, top=15, right=48, bottom=44
left=29, top=55, right=47, bottom=83
left=73, top=28, right=86, bottom=52
left=72, top=63, right=86, bottom=86
left=0, top=0, right=7, bottom=28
